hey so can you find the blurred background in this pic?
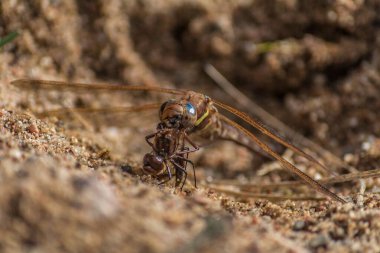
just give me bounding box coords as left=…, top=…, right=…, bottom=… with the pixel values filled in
left=1, top=1, right=380, bottom=252
left=2, top=0, right=380, bottom=157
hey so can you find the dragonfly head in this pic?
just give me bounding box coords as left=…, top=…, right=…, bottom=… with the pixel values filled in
left=159, top=100, right=197, bottom=129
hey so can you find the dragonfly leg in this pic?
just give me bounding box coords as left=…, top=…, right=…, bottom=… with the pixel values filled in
left=176, top=136, right=199, bottom=155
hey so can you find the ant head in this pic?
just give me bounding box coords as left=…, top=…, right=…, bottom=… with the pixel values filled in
left=142, top=153, right=165, bottom=175
left=159, top=99, right=197, bottom=129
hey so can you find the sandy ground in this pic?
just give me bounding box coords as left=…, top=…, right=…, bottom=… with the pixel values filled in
left=1, top=1, right=380, bottom=252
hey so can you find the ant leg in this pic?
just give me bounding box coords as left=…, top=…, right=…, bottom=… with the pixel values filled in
left=176, top=148, right=198, bottom=155
left=171, top=160, right=188, bottom=190
left=157, top=174, right=171, bottom=185
left=145, top=132, right=158, bottom=151
left=158, top=176, right=172, bottom=186
left=165, top=161, right=172, bottom=180
left=158, top=162, right=172, bottom=185
left=183, top=148, right=189, bottom=174
left=173, top=156, right=197, bottom=188
left=178, top=147, right=190, bottom=183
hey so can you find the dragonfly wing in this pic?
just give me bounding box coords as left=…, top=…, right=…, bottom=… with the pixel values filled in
left=36, top=103, right=162, bottom=117
left=208, top=185, right=326, bottom=201
left=218, top=113, right=277, bottom=160
left=11, top=79, right=186, bottom=95
left=213, top=100, right=334, bottom=176
left=211, top=167, right=380, bottom=190
left=35, top=103, right=161, bottom=130
left=219, top=115, right=346, bottom=203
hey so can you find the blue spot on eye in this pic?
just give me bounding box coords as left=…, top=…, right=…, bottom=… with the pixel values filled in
left=185, top=103, right=196, bottom=115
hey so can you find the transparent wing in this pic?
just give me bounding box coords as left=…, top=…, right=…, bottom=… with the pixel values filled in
left=36, top=103, right=162, bottom=117
left=218, top=113, right=346, bottom=203
left=207, top=185, right=326, bottom=201
left=214, top=100, right=332, bottom=174
left=11, top=79, right=186, bottom=95
left=210, top=168, right=380, bottom=190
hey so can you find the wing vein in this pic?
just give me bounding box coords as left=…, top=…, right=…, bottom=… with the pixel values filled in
left=219, top=115, right=346, bottom=203
left=36, top=103, right=162, bottom=117
left=214, top=100, right=333, bottom=175
left=11, top=79, right=186, bottom=95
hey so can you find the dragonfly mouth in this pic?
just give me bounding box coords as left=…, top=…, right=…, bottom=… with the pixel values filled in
left=168, top=116, right=182, bottom=125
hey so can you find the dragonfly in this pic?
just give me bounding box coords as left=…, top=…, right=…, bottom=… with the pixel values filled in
left=10, top=79, right=346, bottom=203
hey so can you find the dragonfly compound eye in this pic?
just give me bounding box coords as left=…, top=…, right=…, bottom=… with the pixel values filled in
left=181, top=102, right=197, bottom=129
left=185, top=103, right=196, bottom=116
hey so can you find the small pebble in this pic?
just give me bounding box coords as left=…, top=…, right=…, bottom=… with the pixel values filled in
left=9, top=149, right=22, bottom=159
left=120, top=164, right=133, bottom=174
left=27, top=123, right=39, bottom=134
left=70, top=137, right=78, bottom=144
left=309, top=235, right=327, bottom=248
left=293, top=220, right=306, bottom=231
